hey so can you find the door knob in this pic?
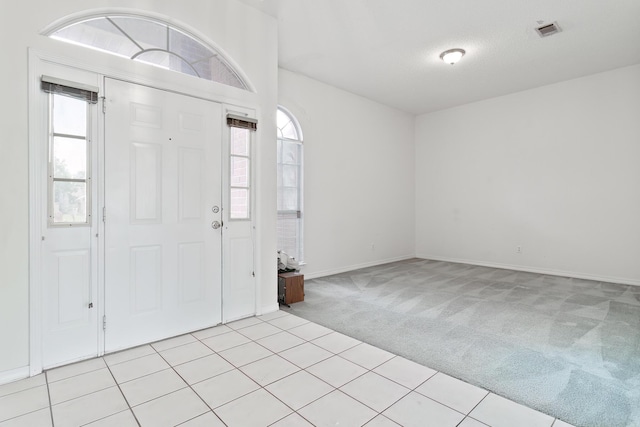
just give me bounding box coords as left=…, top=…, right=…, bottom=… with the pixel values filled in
left=211, top=221, right=221, bottom=229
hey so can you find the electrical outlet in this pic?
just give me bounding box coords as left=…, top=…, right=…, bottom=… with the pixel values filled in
left=516, top=246, right=522, bottom=254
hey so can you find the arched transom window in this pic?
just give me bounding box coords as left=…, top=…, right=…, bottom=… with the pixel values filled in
left=47, top=15, right=248, bottom=90
left=277, top=107, right=304, bottom=263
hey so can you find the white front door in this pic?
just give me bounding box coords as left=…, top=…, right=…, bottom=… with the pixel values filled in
left=104, top=79, right=223, bottom=352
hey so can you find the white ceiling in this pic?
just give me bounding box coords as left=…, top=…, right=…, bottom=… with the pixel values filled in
left=238, top=0, right=640, bottom=115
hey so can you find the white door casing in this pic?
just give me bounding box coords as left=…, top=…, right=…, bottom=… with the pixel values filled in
left=104, top=79, right=223, bottom=352
left=30, top=52, right=259, bottom=374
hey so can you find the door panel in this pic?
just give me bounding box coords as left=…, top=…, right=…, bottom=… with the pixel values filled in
left=55, top=251, right=90, bottom=324
left=104, top=79, right=222, bottom=352
left=42, top=241, right=97, bottom=367
left=224, top=236, right=256, bottom=321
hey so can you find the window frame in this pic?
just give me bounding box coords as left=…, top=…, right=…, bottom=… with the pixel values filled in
left=45, top=14, right=250, bottom=91
left=47, top=93, right=92, bottom=227
left=276, top=106, right=304, bottom=262
left=228, top=127, right=252, bottom=221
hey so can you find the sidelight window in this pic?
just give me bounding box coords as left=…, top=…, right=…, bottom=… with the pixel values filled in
left=229, top=128, right=251, bottom=219
left=227, top=114, right=257, bottom=220
left=43, top=77, right=97, bottom=225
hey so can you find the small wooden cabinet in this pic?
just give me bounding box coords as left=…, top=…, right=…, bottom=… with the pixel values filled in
left=278, top=272, right=304, bottom=305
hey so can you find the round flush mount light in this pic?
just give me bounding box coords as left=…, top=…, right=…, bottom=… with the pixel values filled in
left=440, top=48, right=466, bottom=65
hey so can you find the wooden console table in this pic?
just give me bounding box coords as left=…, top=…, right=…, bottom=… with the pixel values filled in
left=278, top=272, right=304, bottom=305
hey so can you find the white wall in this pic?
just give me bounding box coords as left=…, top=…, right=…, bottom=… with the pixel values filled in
left=415, top=64, right=640, bottom=285
left=279, top=69, right=416, bottom=279
left=0, top=0, right=277, bottom=378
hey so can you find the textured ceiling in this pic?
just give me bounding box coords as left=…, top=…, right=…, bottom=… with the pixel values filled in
left=238, top=0, right=640, bottom=114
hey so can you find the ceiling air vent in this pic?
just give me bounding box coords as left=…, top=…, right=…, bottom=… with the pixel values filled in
left=536, top=22, right=561, bottom=38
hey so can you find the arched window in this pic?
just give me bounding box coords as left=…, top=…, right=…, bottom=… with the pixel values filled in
left=46, top=15, right=248, bottom=90
left=277, top=106, right=304, bottom=263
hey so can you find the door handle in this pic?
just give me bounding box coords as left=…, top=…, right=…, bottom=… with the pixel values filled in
left=211, top=221, right=222, bottom=229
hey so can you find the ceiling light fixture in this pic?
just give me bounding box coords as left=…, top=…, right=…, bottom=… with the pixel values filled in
left=440, top=48, right=466, bottom=65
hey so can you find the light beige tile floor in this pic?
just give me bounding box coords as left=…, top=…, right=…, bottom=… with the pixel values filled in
left=0, top=312, right=575, bottom=427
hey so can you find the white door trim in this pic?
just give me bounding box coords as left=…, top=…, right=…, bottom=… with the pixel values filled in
left=28, top=51, right=44, bottom=376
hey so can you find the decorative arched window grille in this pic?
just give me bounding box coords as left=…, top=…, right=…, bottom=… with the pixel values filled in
left=47, top=15, right=249, bottom=90
left=277, top=106, right=304, bottom=263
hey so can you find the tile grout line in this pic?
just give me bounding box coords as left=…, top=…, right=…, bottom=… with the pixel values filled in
left=103, top=348, right=156, bottom=368
left=228, top=322, right=343, bottom=426
left=409, top=372, right=493, bottom=420
left=456, top=390, right=492, bottom=427
left=260, top=328, right=386, bottom=421
left=173, top=318, right=353, bottom=425
left=154, top=340, right=229, bottom=427
left=45, top=372, right=56, bottom=427
left=191, top=317, right=315, bottom=367
left=45, top=361, right=107, bottom=385
left=190, top=335, right=298, bottom=415
left=0, top=377, right=44, bottom=399
left=103, top=357, right=142, bottom=427
left=0, top=385, right=52, bottom=425
left=274, top=318, right=491, bottom=425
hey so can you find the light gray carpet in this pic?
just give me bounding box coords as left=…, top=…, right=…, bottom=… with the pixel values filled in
left=284, top=258, right=640, bottom=427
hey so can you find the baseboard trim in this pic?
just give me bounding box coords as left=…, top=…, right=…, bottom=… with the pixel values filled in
left=259, top=303, right=280, bottom=316
left=415, top=254, right=640, bottom=287
left=304, top=255, right=416, bottom=280
left=0, top=366, right=30, bottom=386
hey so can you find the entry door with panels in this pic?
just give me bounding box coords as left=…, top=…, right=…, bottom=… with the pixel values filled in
left=104, top=79, right=223, bottom=352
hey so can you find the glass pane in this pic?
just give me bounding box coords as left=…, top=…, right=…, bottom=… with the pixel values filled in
left=53, top=95, right=86, bottom=136
left=136, top=51, right=198, bottom=77
left=282, top=165, right=298, bottom=187
left=110, top=16, right=167, bottom=50
left=53, top=181, right=87, bottom=223
left=277, top=165, right=283, bottom=187
left=51, top=17, right=248, bottom=90
left=278, top=187, right=298, bottom=211
left=230, top=156, right=249, bottom=187
left=276, top=109, right=289, bottom=130
left=191, top=59, right=212, bottom=82
left=281, top=121, right=298, bottom=140
left=169, top=28, right=213, bottom=64
left=277, top=139, right=282, bottom=162
left=191, top=55, right=244, bottom=88
left=53, top=137, right=87, bottom=179
left=231, top=128, right=249, bottom=155
left=52, top=18, right=140, bottom=58
left=277, top=212, right=300, bottom=259
left=208, top=57, right=245, bottom=89
left=230, top=188, right=249, bottom=219
left=282, top=141, right=300, bottom=165
left=277, top=109, right=299, bottom=140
